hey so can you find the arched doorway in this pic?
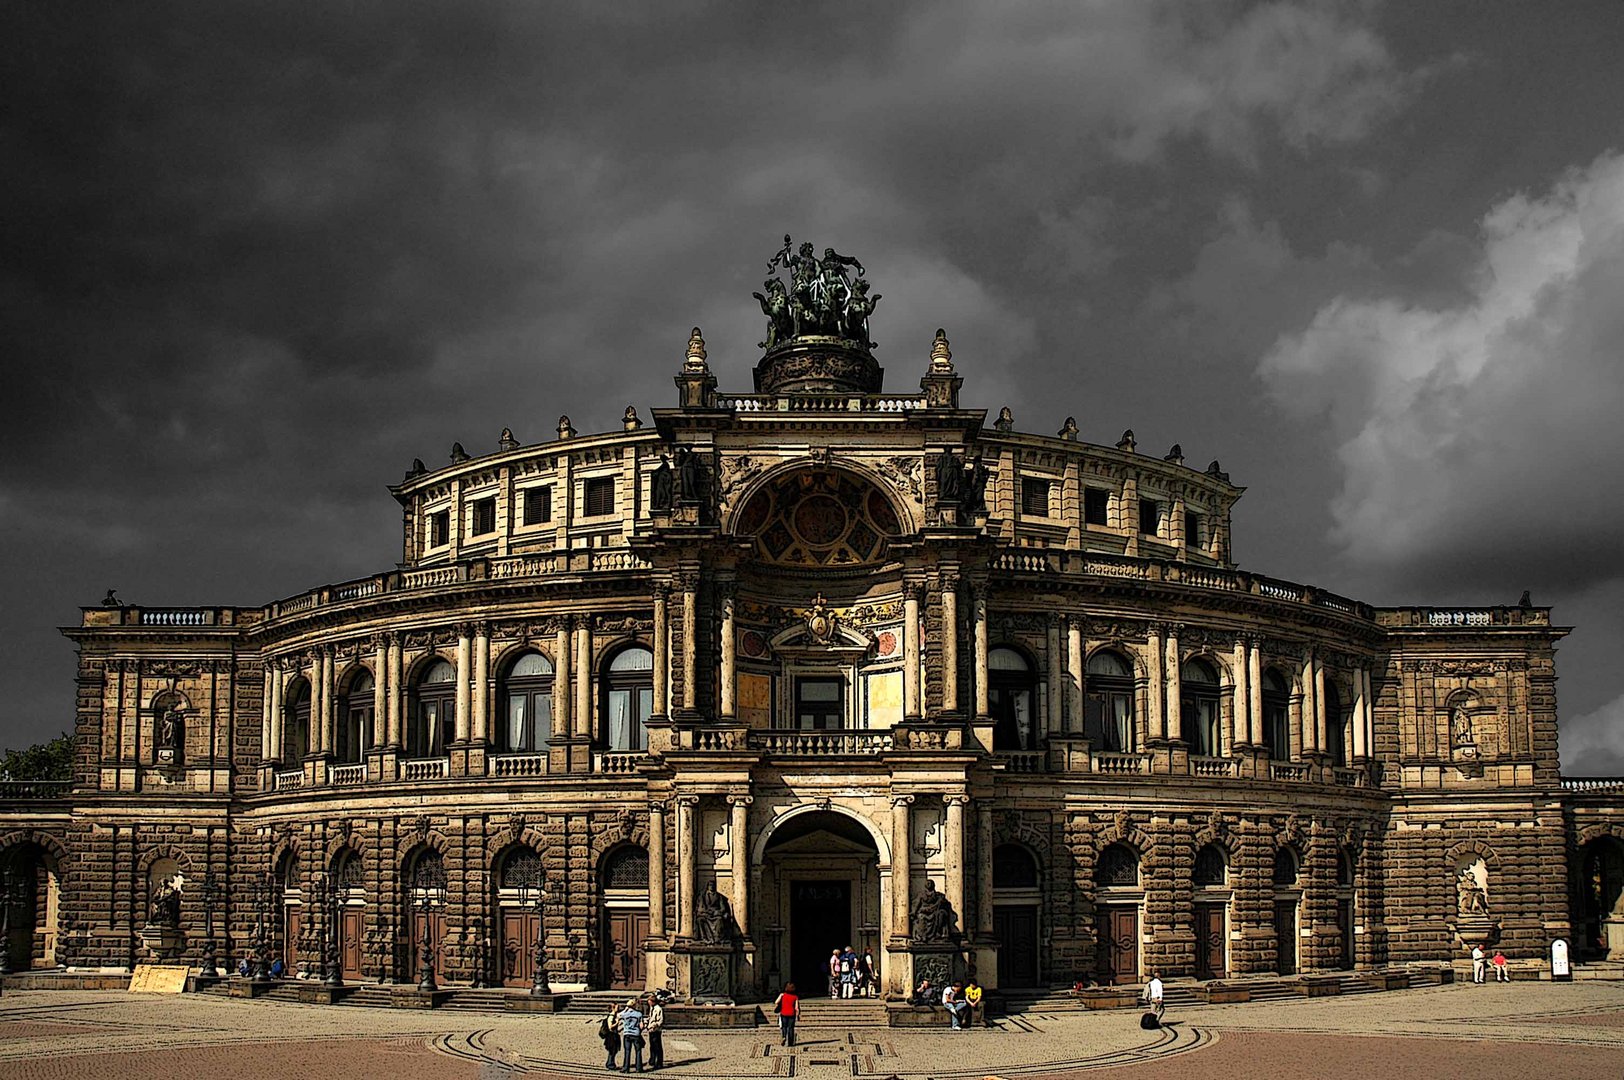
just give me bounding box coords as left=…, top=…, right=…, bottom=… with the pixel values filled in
left=496, top=846, right=544, bottom=988
left=991, top=844, right=1041, bottom=987
left=1, top=842, right=60, bottom=971
left=599, top=846, right=648, bottom=990
left=1093, top=843, right=1141, bottom=985
left=1334, top=847, right=1356, bottom=970
left=274, top=850, right=301, bottom=974
left=759, top=810, right=883, bottom=996
left=403, top=848, right=446, bottom=983
left=1578, top=837, right=1624, bottom=958
left=331, top=849, right=366, bottom=982
left=1192, top=844, right=1229, bottom=980
left=1272, top=847, right=1301, bottom=976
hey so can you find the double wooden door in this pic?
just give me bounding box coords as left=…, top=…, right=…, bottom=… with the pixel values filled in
left=1095, top=906, right=1139, bottom=985
left=604, top=910, right=648, bottom=990
left=411, top=910, right=446, bottom=979
left=1272, top=899, right=1298, bottom=975
left=339, top=907, right=366, bottom=981
left=1193, top=902, right=1227, bottom=980
left=282, top=906, right=301, bottom=972
left=501, top=910, right=542, bottom=988
left=994, top=905, right=1040, bottom=987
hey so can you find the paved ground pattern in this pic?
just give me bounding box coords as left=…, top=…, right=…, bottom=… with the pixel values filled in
left=2, top=981, right=1621, bottom=1078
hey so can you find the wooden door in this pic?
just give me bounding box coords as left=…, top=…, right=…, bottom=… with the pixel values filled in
left=1272, top=899, right=1297, bottom=976
left=1193, top=903, right=1226, bottom=980
left=604, top=910, right=648, bottom=990
left=282, top=906, right=301, bottom=973
left=994, top=905, right=1040, bottom=987
left=340, top=908, right=366, bottom=981
left=1335, top=898, right=1354, bottom=969
left=1095, top=906, right=1138, bottom=985
left=501, top=910, right=541, bottom=988
left=410, top=910, right=446, bottom=980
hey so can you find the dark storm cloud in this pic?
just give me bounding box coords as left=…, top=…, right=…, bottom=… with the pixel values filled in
left=2, top=1, right=1621, bottom=771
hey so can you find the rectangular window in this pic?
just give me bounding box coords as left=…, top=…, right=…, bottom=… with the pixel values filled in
left=1084, top=488, right=1110, bottom=526
left=795, top=677, right=844, bottom=730
left=471, top=497, right=496, bottom=536
left=584, top=477, right=615, bottom=517
left=522, top=486, right=552, bottom=525
left=429, top=510, right=450, bottom=548
left=1185, top=511, right=1202, bottom=548
left=1139, top=498, right=1160, bottom=536
left=1020, top=477, right=1051, bottom=517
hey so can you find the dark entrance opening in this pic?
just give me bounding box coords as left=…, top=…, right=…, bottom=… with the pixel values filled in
left=994, top=906, right=1039, bottom=986
left=790, top=879, right=850, bottom=994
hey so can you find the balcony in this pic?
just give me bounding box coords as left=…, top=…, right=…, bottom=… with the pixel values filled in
left=748, top=730, right=895, bottom=756
left=595, top=752, right=648, bottom=774
left=1091, top=751, right=1152, bottom=775
left=993, top=750, right=1046, bottom=774
left=273, top=769, right=304, bottom=791
left=1270, top=762, right=1311, bottom=782
left=490, top=753, right=550, bottom=778
left=1190, top=755, right=1237, bottom=779
left=401, top=757, right=449, bottom=782
left=329, top=763, right=366, bottom=786
left=1332, top=767, right=1367, bottom=788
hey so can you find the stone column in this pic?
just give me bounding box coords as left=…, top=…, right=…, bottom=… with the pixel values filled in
left=1046, top=617, right=1063, bottom=736
left=1314, top=659, right=1328, bottom=754
left=575, top=621, right=593, bottom=739
left=1247, top=639, right=1263, bottom=747
left=1147, top=626, right=1165, bottom=742
left=1164, top=626, right=1182, bottom=743
left=682, top=578, right=698, bottom=713
left=1363, top=668, right=1376, bottom=757
left=903, top=585, right=922, bottom=720
left=320, top=649, right=335, bottom=754
left=652, top=588, right=669, bottom=717
left=1066, top=617, right=1084, bottom=734
left=676, top=795, right=699, bottom=940
left=719, top=588, right=737, bottom=720
left=891, top=795, right=913, bottom=937
left=1352, top=667, right=1368, bottom=760
left=1230, top=639, right=1248, bottom=750
left=454, top=628, right=472, bottom=743
left=261, top=666, right=274, bottom=762
left=386, top=637, right=403, bottom=748
left=372, top=639, right=388, bottom=748
left=973, top=590, right=990, bottom=720
left=941, top=575, right=959, bottom=714
left=553, top=624, right=571, bottom=741
left=1300, top=651, right=1318, bottom=754
left=472, top=624, right=490, bottom=744
left=976, top=802, right=994, bottom=937
left=648, top=800, right=667, bottom=937
left=729, top=796, right=752, bottom=937
left=944, top=795, right=968, bottom=930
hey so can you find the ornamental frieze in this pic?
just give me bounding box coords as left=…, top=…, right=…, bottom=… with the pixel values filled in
left=1086, top=618, right=1149, bottom=643
left=718, top=454, right=772, bottom=511
left=593, top=614, right=654, bottom=634
left=875, top=455, right=924, bottom=503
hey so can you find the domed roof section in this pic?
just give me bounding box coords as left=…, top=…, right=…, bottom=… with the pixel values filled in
left=751, top=235, right=885, bottom=395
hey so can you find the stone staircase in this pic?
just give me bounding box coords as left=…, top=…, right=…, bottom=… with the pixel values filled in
left=794, top=997, right=889, bottom=1027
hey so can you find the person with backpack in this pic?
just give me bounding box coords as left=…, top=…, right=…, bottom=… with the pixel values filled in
left=773, top=982, right=800, bottom=1046
left=859, top=948, right=877, bottom=997
left=644, top=994, right=665, bottom=1069
left=596, top=1003, right=622, bottom=1070
left=840, top=945, right=858, bottom=998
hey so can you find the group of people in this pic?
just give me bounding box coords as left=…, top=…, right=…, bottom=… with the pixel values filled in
left=1470, top=945, right=1512, bottom=983
left=909, top=977, right=985, bottom=1029
left=596, top=993, right=668, bottom=1072
left=827, top=945, right=879, bottom=997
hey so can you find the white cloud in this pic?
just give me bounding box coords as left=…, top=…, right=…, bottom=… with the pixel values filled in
left=1258, top=151, right=1624, bottom=584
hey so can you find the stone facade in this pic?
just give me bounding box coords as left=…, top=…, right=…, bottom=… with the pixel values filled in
left=3, top=316, right=1622, bottom=996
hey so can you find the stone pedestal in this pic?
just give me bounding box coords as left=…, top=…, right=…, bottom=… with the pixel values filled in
left=1453, top=915, right=1500, bottom=952
left=676, top=943, right=737, bottom=1004
left=907, top=944, right=964, bottom=996
left=138, top=924, right=184, bottom=962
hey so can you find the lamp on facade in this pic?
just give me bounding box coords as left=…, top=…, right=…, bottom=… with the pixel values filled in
left=414, top=862, right=447, bottom=992
left=251, top=873, right=273, bottom=983
left=528, top=880, right=551, bottom=995
left=321, top=872, right=343, bottom=988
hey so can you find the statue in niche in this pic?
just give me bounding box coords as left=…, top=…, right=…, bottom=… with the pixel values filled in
left=695, top=880, right=735, bottom=944
left=1450, top=702, right=1476, bottom=748
left=1456, top=863, right=1489, bottom=916
left=674, top=447, right=703, bottom=504
left=149, top=875, right=183, bottom=930
left=651, top=455, right=674, bottom=512
left=935, top=450, right=963, bottom=504
left=909, top=879, right=960, bottom=943
left=961, top=454, right=989, bottom=518
left=158, top=704, right=184, bottom=764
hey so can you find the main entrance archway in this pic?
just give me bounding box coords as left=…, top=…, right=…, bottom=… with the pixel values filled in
left=759, top=810, right=883, bottom=996
left=1, top=841, right=60, bottom=971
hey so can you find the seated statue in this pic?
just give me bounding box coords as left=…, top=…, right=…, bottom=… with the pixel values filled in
left=695, top=881, right=735, bottom=944
left=909, top=880, right=960, bottom=943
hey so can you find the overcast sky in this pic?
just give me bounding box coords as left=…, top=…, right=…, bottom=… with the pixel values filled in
left=4, top=1, right=1622, bottom=771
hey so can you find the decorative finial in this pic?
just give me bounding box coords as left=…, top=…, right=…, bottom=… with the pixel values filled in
left=407, top=457, right=427, bottom=479
left=556, top=415, right=576, bottom=440
left=685, top=327, right=709, bottom=371
left=1164, top=444, right=1183, bottom=465
left=1117, top=429, right=1136, bottom=453
left=929, top=328, right=954, bottom=373
left=498, top=427, right=520, bottom=452
left=1205, top=460, right=1229, bottom=483
left=1518, top=590, right=1533, bottom=608
left=623, top=405, right=642, bottom=431
left=450, top=442, right=470, bottom=463
left=1059, top=417, right=1079, bottom=440
left=995, top=406, right=1014, bottom=433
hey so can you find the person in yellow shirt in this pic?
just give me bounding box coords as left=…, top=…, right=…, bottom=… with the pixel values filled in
left=964, top=981, right=984, bottom=1027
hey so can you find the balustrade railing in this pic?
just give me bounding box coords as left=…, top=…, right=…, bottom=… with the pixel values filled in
left=1269, top=762, right=1310, bottom=782
left=401, top=567, right=461, bottom=590
left=1092, top=751, right=1151, bottom=774
left=331, top=579, right=381, bottom=601
left=1332, top=767, right=1366, bottom=788
left=401, top=757, right=449, bottom=781
left=590, top=550, right=651, bottom=572
left=139, top=609, right=211, bottom=626
left=596, top=752, right=647, bottom=774
left=329, top=763, right=366, bottom=786
left=995, top=750, right=1045, bottom=773
left=490, top=556, right=559, bottom=579
left=692, top=728, right=747, bottom=751
left=1561, top=776, right=1624, bottom=792
left=274, top=769, right=304, bottom=791
left=0, top=780, right=72, bottom=800
left=748, top=730, right=894, bottom=755
left=717, top=394, right=927, bottom=413
left=491, top=753, right=549, bottom=778
left=1190, top=755, right=1235, bottom=778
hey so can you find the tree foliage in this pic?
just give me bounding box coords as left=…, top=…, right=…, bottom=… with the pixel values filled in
left=0, top=732, right=74, bottom=782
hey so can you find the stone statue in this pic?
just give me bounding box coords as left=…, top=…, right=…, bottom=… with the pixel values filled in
left=101, top=588, right=123, bottom=607
left=158, top=705, right=184, bottom=763
left=758, top=235, right=878, bottom=347
left=962, top=454, right=989, bottom=517
left=1456, top=865, right=1489, bottom=916
left=1450, top=703, right=1476, bottom=747
left=753, top=278, right=793, bottom=350
left=695, top=881, right=735, bottom=944
left=844, top=278, right=880, bottom=347
left=651, top=455, right=674, bottom=511
left=909, top=879, right=960, bottom=942
left=936, top=451, right=963, bottom=504
left=675, top=447, right=702, bottom=504
left=150, top=877, right=183, bottom=930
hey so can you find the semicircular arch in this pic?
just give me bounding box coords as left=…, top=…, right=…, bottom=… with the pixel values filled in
left=750, top=802, right=892, bottom=868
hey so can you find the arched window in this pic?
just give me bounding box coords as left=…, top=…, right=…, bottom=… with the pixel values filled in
left=408, top=659, right=456, bottom=759
left=332, top=848, right=363, bottom=896
left=499, top=847, right=543, bottom=892
left=602, top=847, right=649, bottom=890
left=1336, top=847, right=1356, bottom=888
left=336, top=670, right=373, bottom=764
left=1323, top=682, right=1347, bottom=767
left=1085, top=650, right=1135, bottom=752
left=1262, top=669, right=1291, bottom=760
left=1095, top=843, right=1139, bottom=888
left=283, top=679, right=311, bottom=765
left=1193, top=845, right=1228, bottom=888
left=989, top=647, right=1037, bottom=751
left=499, top=652, right=554, bottom=753
left=1180, top=659, right=1221, bottom=756
left=1272, top=847, right=1300, bottom=888
left=992, top=844, right=1041, bottom=889
left=600, top=646, right=653, bottom=752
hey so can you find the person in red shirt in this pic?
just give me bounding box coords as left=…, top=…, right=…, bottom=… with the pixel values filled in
left=774, top=982, right=800, bottom=1046
left=1491, top=950, right=1510, bottom=982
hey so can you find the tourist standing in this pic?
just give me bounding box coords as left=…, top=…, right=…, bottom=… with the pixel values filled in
left=828, top=948, right=842, bottom=997
left=618, top=998, right=646, bottom=1073
left=840, top=945, right=858, bottom=998
left=774, top=982, right=800, bottom=1047
left=645, top=994, right=665, bottom=1069
left=597, top=1003, right=622, bottom=1070
left=1471, top=944, right=1486, bottom=984
left=1142, top=972, right=1164, bottom=1020
left=859, top=948, right=877, bottom=997
left=1492, top=950, right=1510, bottom=982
